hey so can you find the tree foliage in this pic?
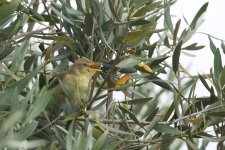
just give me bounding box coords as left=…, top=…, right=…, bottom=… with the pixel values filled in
left=0, top=0, right=224, bottom=149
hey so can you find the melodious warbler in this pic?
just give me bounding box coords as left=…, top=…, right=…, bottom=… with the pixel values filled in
left=51, top=57, right=101, bottom=106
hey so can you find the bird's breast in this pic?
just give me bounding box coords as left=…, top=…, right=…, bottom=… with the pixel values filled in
left=62, top=74, right=91, bottom=101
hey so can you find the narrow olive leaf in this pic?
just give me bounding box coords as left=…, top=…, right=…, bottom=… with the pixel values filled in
left=108, top=0, right=120, bottom=21
left=190, top=2, right=208, bottom=29
left=137, top=63, right=153, bottom=73
left=220, top=67, right=225, bottom=88
left=188, top=117, right=204, bottom=124
left=66, top=122, right=74, bottom=150
left=221, top=42, right=225, bottom=54
left=17, top=121, right=39, bottom=139
left=0, top=63, right=20, bottom=81
left=206, top=108, right=225, bottom=117
left=11, top=39, right=29, bottom=72
left=85, top=0, right=91, bottom=12
left=179, top=28, right=187, bottom=42
left=91, top=98, right=107, bottom=111
left=118, top=97, right=153, bottom=105
left=164, top=6, right=173, bottom=34
left=64, top=112, right=83, bottom=121
left=164, top=36, right=170, bottom=48
left=28, top=6, right=45, bottom=21
left=76, top=123, right=93, bottom=150
left=39, top=73, right=46, bottom=90
left=96, top=94, right=108, bottom=101
left=24, top=55, right=37, bottom=73
left=214, top=49, right=222, bottom=81
left=104, top=140, right=124, bottom=150
left=84, top=122, right=92, bottom=141
left=0, top=66, right=42, bottom=104
left=118, top=106, right=146, bottom=131
left=153, top=124, right=183, bottom=135
left=210, top=68, right=221, bottom=96
left=101, top=124, right=133, bottom=135
left=146, top=107, right=159, bottom=122
left=0, top=46, right=14, bottom=60
left=49, top=50, right=73, bottom=62
left=0, top=108, right=25, bottom=134
left=133, top=1, right=162, bottom=17
left=0, top=0, right=9, bottom=6
left=84, top=13, right=93, bottom=36
left=50, top=36, right=76, bottom=44
left=149, top=55, right=170, bottom=68
left=162, top=101, right=175, bottom=121
left=0, top=0, right=21, bottom=21
left=182, top=43, right=205, bottom=50
left=193, top=97, right=215, bottom=110
left=148, top=75, right=172, bottom=90
left=184, top=139, right=198, bottom=150
left=110, top=82, right=136, bottom=91
left=124, top=27, right=165, bottom=46
left=119, top=67, right=137, bottom=73
left=132, top=55, right=169, bottom=62
left=144, top=116, right=161, bottom=139
left=115, top=74, right=131, bottom=86
left=127, top=88, right=148, bottom=98
left=133, top=0, right=151, bottom=8
left=75, top=0, right=85, bottom=13
left=161, top=134, right=176, bottom=144
left=116, top=58, right=141, bottom=68
left=42, top=43, right=53, bottom=61
left=51, top=6, right=73, bottom=25
left=130, top=19, right=150, bottom=26
left=200, top=135, right=225, bottom=142
left=134, top=131, right=144, bottom=137
left=0, top=19, right=21, bottom=41
left=210, top=87, right=217, bottom=102
left=38, top=42, right=45, bottom=52
left=204, top=101, right=225, bottom=112
left=180, top=3, right=208, bottom=43
left=25, top=87, right=52, bottom=124
left=198, top=74, right=211, bottom=92
left=99, top=25, right=114, bottom=51
left=147, top=42, right=158, bottom=58
left=173, top=19, right=181, bottom=46
left=207, top=109, right=225, bottom=118
left=123, top=29, right=148, bottom=46
left=208, top=35, right=217, bottom=54
left=90, top=0, right=102, bottom=20
left=92, top=131, right=108, bottom=150
left=172, top=40, right=183, bottom=74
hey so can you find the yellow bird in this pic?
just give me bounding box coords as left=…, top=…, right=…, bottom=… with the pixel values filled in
left=51, top=57, right=101, bottom=106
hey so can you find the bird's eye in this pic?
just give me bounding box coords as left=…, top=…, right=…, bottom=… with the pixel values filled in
left=83, top=63, right=88, bottom=66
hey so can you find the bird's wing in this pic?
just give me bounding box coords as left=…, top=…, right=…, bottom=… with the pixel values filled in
left=48, top=72, right=67, bottom=89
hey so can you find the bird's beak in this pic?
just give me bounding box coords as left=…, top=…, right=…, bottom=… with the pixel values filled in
left=88, top=63, right=102, bottom=72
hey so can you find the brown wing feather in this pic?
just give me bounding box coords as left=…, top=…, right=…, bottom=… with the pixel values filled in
left=48, top=72, right=67, bottom=89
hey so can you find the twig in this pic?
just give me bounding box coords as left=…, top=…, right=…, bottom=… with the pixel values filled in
left=42, top=0, right=60, bottom=31
left=113, top=3, right=167, bottom=25
left=0, top=63, right=20, bottom=81
left=87, top=47, right=106, bottom=109
left=197, top=32, right=225, bottom=42
left=11, top=26, right=54, bottom=41
left=77, top=104, right=225, bottom=125
left=27, top=0, right=39, bottom=32
left=123, top=137, right=162, bottom=146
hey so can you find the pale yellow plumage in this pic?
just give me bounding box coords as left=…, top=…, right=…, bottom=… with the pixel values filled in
left=53, top=57, right=101, bottom=105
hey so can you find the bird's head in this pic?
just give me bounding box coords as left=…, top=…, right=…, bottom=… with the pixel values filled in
left=69, top=57, right=101, bottom=76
